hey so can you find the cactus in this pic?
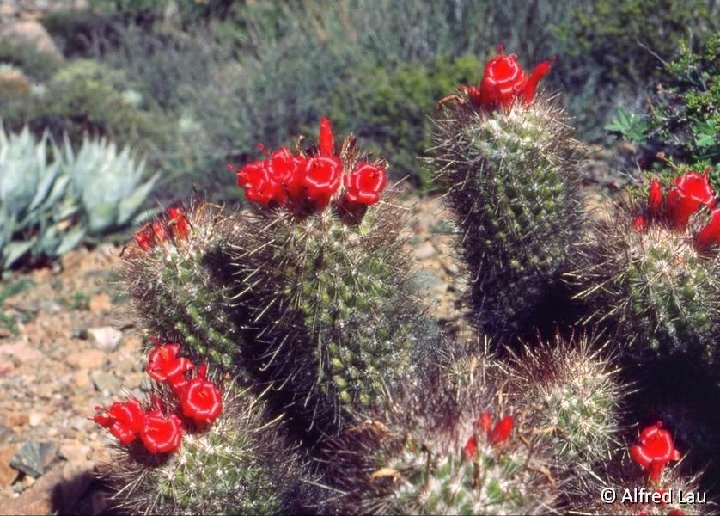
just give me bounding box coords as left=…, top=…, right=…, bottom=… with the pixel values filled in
left=428, top=46, right=583, bottom=341
left=61, top=134, right=157, bottom=236
left=122, top=203, right=246, bottom=373
left=90, top=44, right=720, bottom=515
left=323, top=337, right=559, bottom=514
left=507, top=334, right=624, bottom=471
left=571, top=174, right=720, bottom=367
left=101, top=383, right=310, bottom=515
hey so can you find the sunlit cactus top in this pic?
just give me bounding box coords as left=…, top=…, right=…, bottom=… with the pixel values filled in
left=229, top=117, right=388, bottom=219
left=635, top=168, right=720, bottom=253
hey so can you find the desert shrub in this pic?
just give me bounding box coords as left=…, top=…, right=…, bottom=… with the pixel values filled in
left=1, top=59, right=170, bottom=170
left=552, top=0, right=720, bottom=140
left=606, top=32, right=720, bottom=172
left=0, top=41, right=62, bottom=83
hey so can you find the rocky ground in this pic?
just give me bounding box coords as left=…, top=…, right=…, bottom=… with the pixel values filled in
left=0, top=195, right=482, bottom=515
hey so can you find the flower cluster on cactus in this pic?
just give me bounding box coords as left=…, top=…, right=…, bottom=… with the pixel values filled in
left=630, top=421, right=681, bottom=485
left=437, top=44, right=554, bottom=112
left=93, top=339, right=222, bottom=454
left=635, top=169, right=720, bottom=252
left=134, top=206, right=190, bottom=251
left=464, top=411, right=514, bottom=457
left=229, top=117, right=388, bottom=218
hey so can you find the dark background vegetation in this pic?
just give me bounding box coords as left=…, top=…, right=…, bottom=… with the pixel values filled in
left=2, top=0, right=720, bottom=202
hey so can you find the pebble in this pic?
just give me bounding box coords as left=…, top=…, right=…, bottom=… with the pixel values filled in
left=90, top=371, right=120, bottom=394
left=87, top=327, right=122, bottom=352
left=9, top=441, right=58, bottom=477
left=0, top=341, right=44, bottom=363
left=65, top=350, right=107, bottom=370
left=414, top=240, right=438, bottom=259
left=88, top=293, right=112, bottom=314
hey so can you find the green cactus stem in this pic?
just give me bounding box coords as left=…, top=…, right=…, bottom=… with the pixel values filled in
left=122, top=203, right=247, bottom=373
left=229, top=198, right=435, bottom=437
left=507, top=334, right=624, bottom=472
left=570, top=199, right=720, bottom=367
left=428, top=96, right=583, bottom=342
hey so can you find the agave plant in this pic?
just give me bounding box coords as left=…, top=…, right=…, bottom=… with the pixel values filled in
left=62, top=135, right=158, bottom=236
left=0, top=124, right=82, bottom=271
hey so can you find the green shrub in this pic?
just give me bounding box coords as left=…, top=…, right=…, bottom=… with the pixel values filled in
left=552, top=0, right=720, bottom=140
left=0, top=41, right=62, bottom=83
left=605, top=32, right=720, bottom=176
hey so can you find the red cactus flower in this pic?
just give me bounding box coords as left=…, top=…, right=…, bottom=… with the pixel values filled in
left=634, top=215, right=647, bottom=232
left=630, top=421, right=681, bottom=485
left=236, top=161, right=283, bottom=206
left=666, top=170, right=716, bottom=229
left=167, top=207, right=189, bottom=240
left=464, top=411, right=514, bottom=459
left=268, top=148, right=306, bottom=205
left=319, top=117, right=334, bottom=157
left=146, top=342, right=193, bottom=388
left=488, top=415, right=514, bottom=445
left=178, top=376, right=223, bottom=425
left=304, top=156, right=343, bottom=207
left=471, top=44, right=553, bottom=112
left=342, top=162, right=388, bottom=206
left=93, top=399, right=145, bottom=445
left=134, top=226, right=155, bottom=251
left=696, top=206, right=720, bottom=252
left=648, top=178, right=664, bottom=217
left=140, top=411, right=183, bottom=454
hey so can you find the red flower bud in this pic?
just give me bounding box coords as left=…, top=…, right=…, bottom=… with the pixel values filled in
left=152, top=221, right=169, bottom=243
left=630, top=421, right=681, bottom=485
left=696, top=206, right=720, bottom=253
left=319, top=117, right=334, bottom=157
left=178, top=377, right=223, bottom=425
left=140, top=412, right=183, bottom=454
left=134, top=226, right=155, bottom=251
left=464, top=435, right=477, bottom=458
left=93, top=399, right=145, bottom=445
left=634, top=215, right=647, bottom=232
left=478, top=411, right=493, bottom=434
left=666, top=170, right=715, bottom=229
left=648, top=178, right=663, bottom=217
left=304, top=156, right=343, bottom=207
left=167, top=207, right=189, bottom=240
left=488, top=415, right=514, bottom=445
left=343, top=162, right=388, bottom=206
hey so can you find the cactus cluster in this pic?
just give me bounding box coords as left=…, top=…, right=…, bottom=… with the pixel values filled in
left=91, top=43, right=720, bottom=515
